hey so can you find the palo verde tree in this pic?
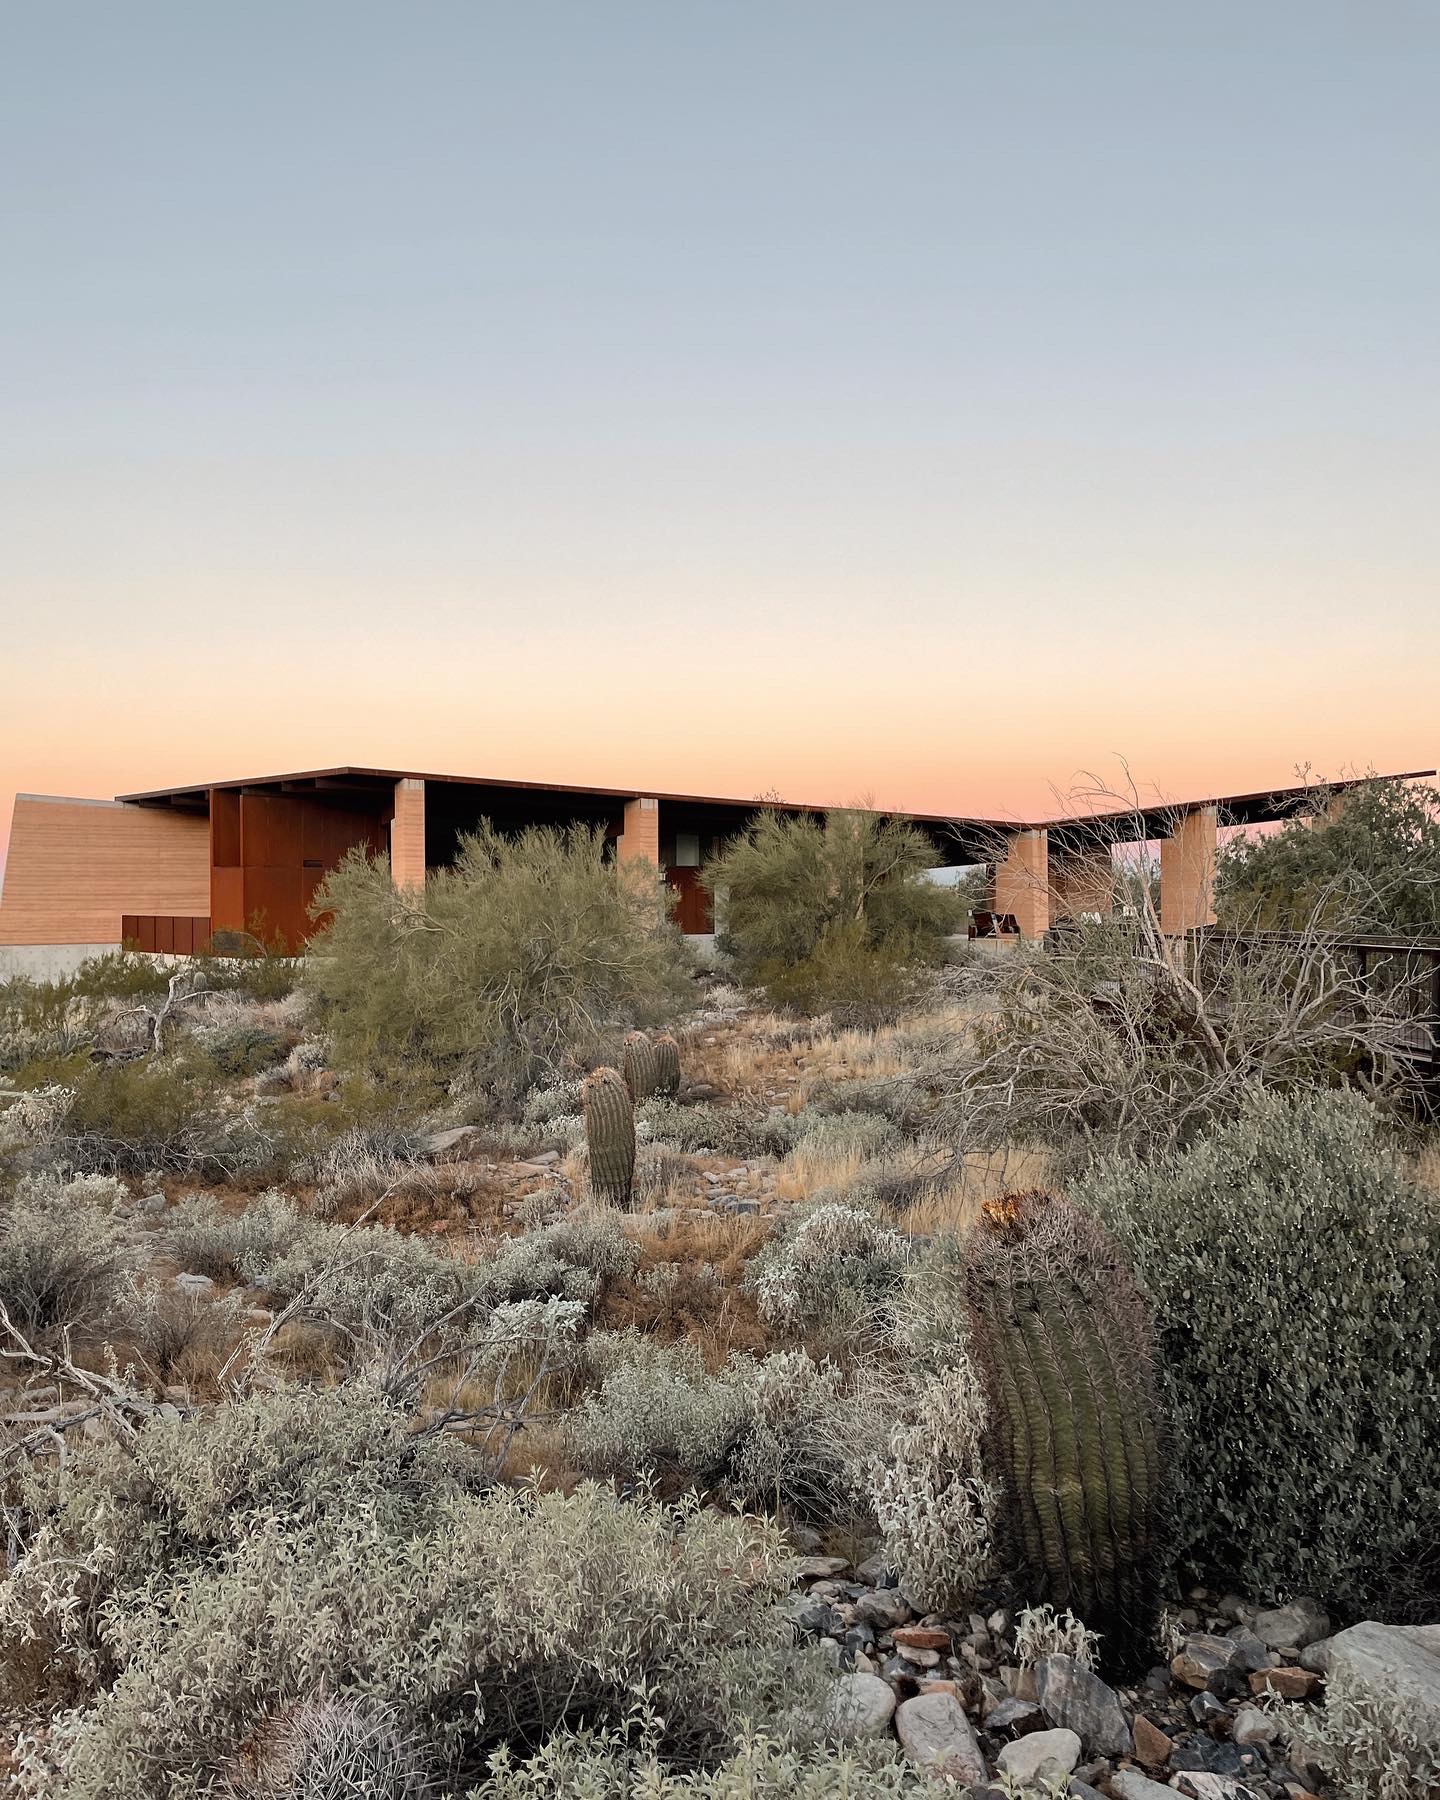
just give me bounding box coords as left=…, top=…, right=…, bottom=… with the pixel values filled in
left=704, top=808, right=961, bottom=1022
left=1216, top=775, right=1440, bottom=936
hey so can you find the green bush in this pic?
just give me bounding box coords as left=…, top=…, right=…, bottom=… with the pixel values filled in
left=0, top=1386, right=803, bottom=1798
left=1080, top=1088, right=1440, bottom=1616
left=306, top=825, right=693, bottom=1102
left=568, top=1333, right=752, bottom=1486
left=1217, top=775, right=1440, bottom=935
left=704, top=810, right=961, bottom=1023
left=745, top=1200, right=909, bottom=1342
left=199, top=1021, right=293, bottom=1077
left=0, top=1172, right=147, bottom=1338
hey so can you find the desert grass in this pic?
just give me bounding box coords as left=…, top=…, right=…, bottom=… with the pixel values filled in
left=1413, top=1136, right=1440, bottom=1199
left=896, top=1143, right=1056, bottom=1239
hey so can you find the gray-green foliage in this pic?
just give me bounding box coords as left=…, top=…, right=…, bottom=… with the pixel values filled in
left=1080, top=1088, right=1440, bottom=1614
left=222, top=1697, right=437, bottom=1800
left=568, top=1334, right=752, bottom=1485
left=638, top=1099, right=797, bottom=1158
left=486, top=1207, right=638, bottom=1308
left=746, top=1200, right=909, bottom=1340
left=307, top=824, right=694, bottom=1099
left=1, top=1385, right=805, bottom=1800
left=0, top=1173, right=146, bottom=1337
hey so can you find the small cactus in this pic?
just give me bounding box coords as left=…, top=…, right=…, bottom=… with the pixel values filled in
left=224, top=1697, right=435, bottom=1799
left=652, top=1032, right=682, bottom=1098
left=583, top=1066, right=636, bottom=1206
left=964, top=1190, right=1164, bottom=1675
left=621, top=1029, right=661, bottom=1101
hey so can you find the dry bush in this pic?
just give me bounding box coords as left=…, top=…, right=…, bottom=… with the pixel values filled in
left=0, top=1173, right=147, bottom=1338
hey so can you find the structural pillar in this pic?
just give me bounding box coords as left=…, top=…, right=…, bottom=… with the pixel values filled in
left=993, top=828, right=1050, bottom=938
left=617, top=795, right=661, bottom=866
left=390, top=778, right=426, bottom=892
left=1160, top=805, right=1217, bottom=935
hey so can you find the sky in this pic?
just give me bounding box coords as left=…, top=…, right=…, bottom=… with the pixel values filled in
left=2, top=2, right=1437, bottom=869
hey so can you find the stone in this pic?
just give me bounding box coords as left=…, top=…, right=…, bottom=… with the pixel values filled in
left=1172, top=1635, right=1244, bottom=1691
left=894, top=1691, right=987, bottom=1784
left=1230, top=1706, right=1279, bottom=1747
left=854, top=1587, right=913, bottom=1630
left=173, top=1271, right=214, bottom=1293
left=824, top=1671, right=896, bottom=1740
left=1189, top=1691, right=1228, bottom=1727
left=795, top=1555, right=850, bottom=1580
left=1251, top=1599, right=1330, bottom=1653
left=421, top=1125, right=488, bottom=1161
left=1034, top=1655, right=1132, bottom=1758
left=894, top=1625, right=951, bottom=1651
left=984, top=1696, right=1044, bottom=1736
left=1325, top=1620, right=1440, bottom=1742
left=854, top=1553, right=890, bottom=1585
left=1248, top=1666, right=1320, bottom=1701
left=137, top=1192, right=167, bottom=1216
left=1109, top=1772, right=1173, bottom=1800
left=1171, top=1739, right=1269, bottom=1781
left=1170, top=1776, right=1265, bottom=1800
left=1223, top=1626, right=1272, bottom=1673
left=918, top=1678, right=960, bottom=1697
left=897, top=1644, right=941, bottom=1668
left=1132, top=1713, right=1173, bottom=1767
left=1298, top=1639, right=1331, bottom=1674
left=996, top=1728, right=1081, bottom=1786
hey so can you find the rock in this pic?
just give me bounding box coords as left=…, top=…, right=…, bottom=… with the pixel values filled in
left=1298, top=1639, right=1331, bottom=1674
left=795, top=1555, right=850, bottom=1581
left=854, top=1553, right=890, bottom=1585
left=137, top=1192, right=167, bottom=1216
left=1223, top=1626, right=1272, bottom=1673
left=894, top=1691, right=987, bottom=1784
left=1034, top=1656, right=1132, bottom=1759
left=1189, top=1691, right=1228, bottom=1727
left=1109, top=1772, right=1173, bottom=1800
left=1067, top=1783, right=1104, bottom=1800
left=824, top=1672, right=896, bottom=1740
left=1248, top=1666, right=1320, bottom=1701
left=997, top=1728, right=1081, bottom=1786
left=1132, top=1713, right=1173, bottom=1767
left=854, top=1587, right=913, bottom=1630
left=984, top=1696, right=1045, bottom=1736
left=1171, top=1739, right=1269, bottom=1781
left=173, top=1271, right=214, bottom=1293
left=918, top=1678, right=960, bottom=1697
left=421, top=1125, right=488, bottom=1161
left=897, top=1644, right=940, bottom=1668
left=1170, top=1776, right=1265, bottom=1800
left=1324, top=1620, right=1440, bottom=1742
left=1251, top=1599, right=1330, bottom=1653
left=894, top=1625, right=951, bottom=1651
left=1231, top=1705, right=1279, bottom=1747
left=1172, top=1635, right=1244, bottom=1691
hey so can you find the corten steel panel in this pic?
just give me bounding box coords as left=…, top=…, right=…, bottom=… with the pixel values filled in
left=122, top=915, right=139, bottom=944
left=240, top=794, right=302, bottom=870
left=154, top=916, right=175, bottom=954
left=210, top=789, right=242, bottom=867
left=242, top=867, right=307, bottom=950
left=210, top=867, right=245, bottom=934
left=137, top=916, right=157, bottom=954
left=0, top=795, right=210, bottom=947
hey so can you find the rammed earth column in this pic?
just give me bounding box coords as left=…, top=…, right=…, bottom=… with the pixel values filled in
left=993, top=828, right=1050, bottom=938
left=390, top=778, right=426, bottom=891
left=1159, top=804, right=1218, bottom=935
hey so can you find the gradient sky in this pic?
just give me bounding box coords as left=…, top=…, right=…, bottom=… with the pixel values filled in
left=2, top=2, right=1437, bottom=868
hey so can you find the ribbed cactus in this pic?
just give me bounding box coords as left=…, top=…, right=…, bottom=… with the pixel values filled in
left=583, top=1066, right=636, bottom=1206
left=964, top=1191, right=1163, bottom=1675
left=652, top=1031, right=681, bottom=1098
left=621, top=1029, right=661, bottom=1102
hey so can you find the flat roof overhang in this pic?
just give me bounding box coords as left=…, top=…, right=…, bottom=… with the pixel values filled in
left=116, top=763, right=1436, bottom=863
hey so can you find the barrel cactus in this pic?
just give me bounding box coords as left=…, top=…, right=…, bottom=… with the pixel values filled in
left=223, top=1697, right=435, bottom=1798
left=622, top=1029, right=661, bottom=1102
left=653, top=1031, right=682, bottom=1098
left=964, top=1191, right=1163, bottom=1674
left=583, top=1066, right=637, bottom=1207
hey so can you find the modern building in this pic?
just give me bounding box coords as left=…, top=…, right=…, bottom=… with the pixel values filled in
left=0, top=763, right=1431, bottom=978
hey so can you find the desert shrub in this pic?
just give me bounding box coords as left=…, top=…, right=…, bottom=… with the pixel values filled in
left=306, top=825, right=693, bottom=1101
left=486, top=1208, right=638, bottom=1309
left=520, top=1078, right=585, bottom=1128
left=166, top=1189, right=299, bottom=1281
left=706, top=810, right=960, bottom=1024
left=729, top=1351, right=889, bottom=1525
left=939, top=913, right=1415, bottom=1164
left=199, top=1021, right=293, bottom=1077
left=638, top=1098, right=797, bottom=1158
left=789, top=1108, right=899, bottom=1161
left=1081, top=1088, right=1440, bottom=1615
left=0, top=1173, right=146, bottom=1338
left=1, top=1385, right=803, bottom=1798
left=481, top=1727, right=957, bottom=1799
left=1288, top=1665, right=1440, bottom=1800
left=1011, top=1604, right=1101, bottom=1673
left=567, top=1333, right=751, bottom=1486
left=746, top=1200, right=909, bottom=1342
left=1217, top=774, right=1440, bottom=936
left=869, top=1358, right=998, bottom=1613
left=23, top=1050, right=218, bottom=1174
left=118, top=1283, right=247, bottom=1384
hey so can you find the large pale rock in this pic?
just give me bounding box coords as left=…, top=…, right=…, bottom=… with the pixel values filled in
left=1034, top=1654, right=1133, bottom=1758
left=1110, top=1773, right=1171, bottom=1800
left=995, top=1727, right=1080, bottom=1786
left=894, top=1691, right=987, bottom=1783
left=824, top=1672, right=896, bottom=1739
left=1251, top=1597, right=1330, bottom=1652
left=1325, top=1620, right=1440, bottom=1741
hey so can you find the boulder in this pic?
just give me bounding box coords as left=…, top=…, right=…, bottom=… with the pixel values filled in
left=1109, top=1772, right=1173, bottom=1800
left=1251, top=1598, right=1330, bottom=1653
left=984, top=1696, right=1045, bottom=1736
left=1034, top=1655, right=1133, bottom=1759
left=1131, top=1713, right=1173, bottom=1767
left=894, top=1691, right=987, bottom=1784
left=824, top=1672, right=896, bottom=1740
left=854, top=1587, right=913, bottom=1630
left=1172, top=1634, right=1244, bottom=1691
left=1324, top=1619, right=1440, bottom=1742
left=996, top=1728, right=1080, bottom=1786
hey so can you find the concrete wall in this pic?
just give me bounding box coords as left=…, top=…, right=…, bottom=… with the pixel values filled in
left=0, top=794, right=210, bottom=948
left=0, top=942, right=122, bottom=982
